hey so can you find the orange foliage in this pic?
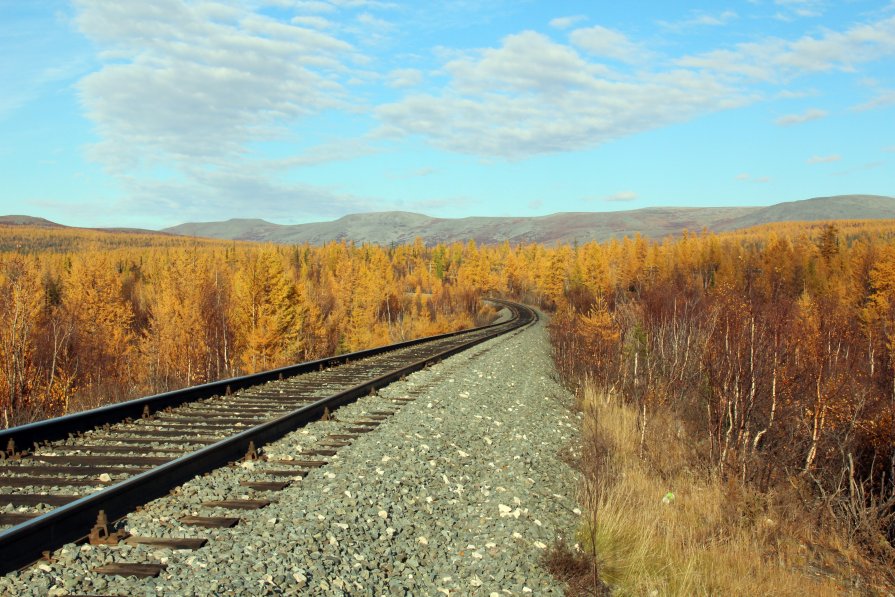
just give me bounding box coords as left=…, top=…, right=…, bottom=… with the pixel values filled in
left=5, top=218, right=895, bottom=549
left=0, top=226, right=497, bottom=426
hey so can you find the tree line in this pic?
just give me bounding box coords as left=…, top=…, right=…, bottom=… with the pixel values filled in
left=548, top=220, right=895, bottom=557
left=0, top=229, right=499, bottom=427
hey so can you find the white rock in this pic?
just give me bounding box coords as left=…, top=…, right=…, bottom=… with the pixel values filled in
left=378, top=510, right=388, bottom=519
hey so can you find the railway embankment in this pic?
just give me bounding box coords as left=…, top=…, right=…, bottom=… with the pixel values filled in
left=0, top=313, right=581, bottom=595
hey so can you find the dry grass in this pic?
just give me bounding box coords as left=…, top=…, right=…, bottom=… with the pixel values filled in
left=575, top=386, right=878, bottom=596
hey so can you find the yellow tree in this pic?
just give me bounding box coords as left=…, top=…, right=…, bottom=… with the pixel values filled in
left=143, top=251, right=211, bottom=389
left=64, top=253, right=135, bottom=395
left=0, top=257, right=43, bottom=425
left=230, top=248, right=298, bottom=373
left=868, top=244, right=895, bottom=399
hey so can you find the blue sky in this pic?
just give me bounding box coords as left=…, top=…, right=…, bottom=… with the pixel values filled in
left=1, top=0, right=893, bottom=229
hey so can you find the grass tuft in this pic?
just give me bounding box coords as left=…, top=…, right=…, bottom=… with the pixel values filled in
left=574, top=386, right=878, bottom=596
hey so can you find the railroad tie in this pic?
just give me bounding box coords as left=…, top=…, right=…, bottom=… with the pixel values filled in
left=0, top=512, right=38, bottom=525
left=262, top=469, right=310, bottom=478
left=266, top=459, right=326, bottom=468
left=124, top=536, right=207, bottom=550
left=0, top=464, right=148, bottom=476
left=179, top=516, right=240, bottom=528
left=238, top=480, right=289, bottom=491
left=0, top=476, right=105, bottom=488
left=302, top=448, right=338, bottom=457
left=201, top=499, right=271, bottom=510
left=317, top=440, right=351, bottom=448
left=93, top=562, right=167, bottom=578
left=0, top=493, right=82, bottom=507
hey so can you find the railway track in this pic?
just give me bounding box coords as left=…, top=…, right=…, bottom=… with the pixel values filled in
left=0, top=299, right=537, bottom=575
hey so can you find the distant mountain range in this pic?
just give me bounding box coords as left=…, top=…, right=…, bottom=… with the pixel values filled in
left=3, top=195, right=894, bottom=246
left=162, top=194, right=895, bottom=245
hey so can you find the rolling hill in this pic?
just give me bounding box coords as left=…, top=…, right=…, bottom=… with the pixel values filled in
left=5, top=195, right=893, bottom=246
left=161, top=194, right=895, bottom=245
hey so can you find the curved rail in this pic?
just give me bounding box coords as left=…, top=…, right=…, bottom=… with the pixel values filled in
left=0, top=299, right=537, bottom=574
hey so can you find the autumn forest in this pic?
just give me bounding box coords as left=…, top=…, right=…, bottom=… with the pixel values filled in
left=3, top=220, right=895, bottom=580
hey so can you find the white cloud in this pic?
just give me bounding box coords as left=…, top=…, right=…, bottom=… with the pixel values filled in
left=549, top=15, right=587, bottom=29
left=73, top=0, right=369, bottom=215
left=377, top=31, right=746, bottom=159
left=807, top=154, right=841, bottom=163
left=677, top=16, right=895, bottom=82
left=776, top=88, right=819, bottom=99
left=775, top=108, right=828, bottom=125
left=385, top=166, right=435, bottom=180
left=602, top=191, right=638, bottom=202
left=387, top=68, right=423, bottom=88
left=76, top=0, right=361, bottom=169
left=527, top=199, right=543, bottom=209
left=293, top=1, right=337, bottom=12
left=658, top=10, right=738, bottom=31
left=832, top=161, right=884, bottom=177
left=774, top=0, right=825, bottom=18
left=119, top=167, right=375, bottom=224
left=266, top=138, right=381, bottom=169
left=356, top=11, right=393, bottom=32
left=291, top=15, right=333, bottom=29
left=568, top=25, right=647, bottom=63
left=851, top=90, right=895, bottom=111
left=378, top=14, right=895, bottom=160
left=293, top=0, right=396, bottom=11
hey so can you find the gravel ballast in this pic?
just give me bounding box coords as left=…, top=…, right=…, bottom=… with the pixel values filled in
left=0, top=312, right=582, bottom=596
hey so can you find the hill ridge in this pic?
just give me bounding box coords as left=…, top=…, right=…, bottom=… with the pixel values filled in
left=161, top=194, right=895, bottom=245
left=5, top=194, right=893, bottom=246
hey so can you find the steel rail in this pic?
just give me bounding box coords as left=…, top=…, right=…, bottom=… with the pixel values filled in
left=0, top=300, right=537, bottom=573
left=0, top=299, right=523, bottom=454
